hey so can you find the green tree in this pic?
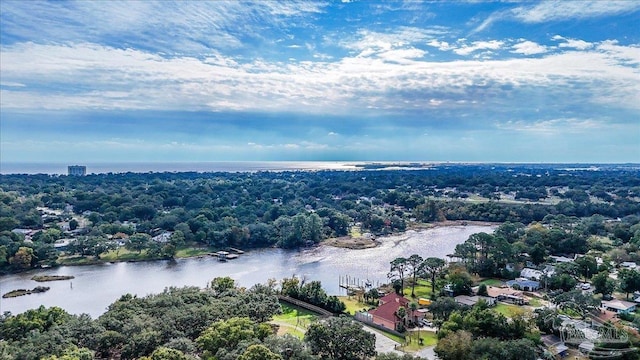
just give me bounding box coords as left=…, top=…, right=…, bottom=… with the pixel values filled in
left=407, top=254, right=424, bottom=297
left=618, top=269, right=640, bottom=299
left=42, top=346, right=94, bottom=360
left=263, top=334, right=317, bottom=360
left=429, top=297, right=460, bottom=322
left=448, top=268, right=473, bottom=296
left=145, top=347, right=188, bottom=360
left=477, top=284, right=488, bottom=297
left=196, top=317, right=272, bottom=358
left=575, top=255, right=598, bottom=280
left=592, top=271, right=617, bottom=296
left=305, top=316, right=375, bottom=360
left=434, top=330, right=473, bottom=360
left=422, top=257, right=446, bottom=295
left=239, top=344, right=283, bottom=360
left=389, top=257, right=408, bottom=295
left=126, top=233, right=151, bottom=253
left=9, top=246, right=34, bottom=269
left=211, top=276, right=236, bottom=295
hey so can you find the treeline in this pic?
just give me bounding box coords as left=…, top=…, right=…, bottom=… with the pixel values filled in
left=1, top=164, right=639, bottom=273
left=280, top=277, right=346, bottom=313
left=0, top=277, right=417, bottom=360
left=453, top=215, right=640, bottom=279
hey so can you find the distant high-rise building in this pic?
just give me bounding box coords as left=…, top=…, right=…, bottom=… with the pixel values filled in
left=68, top=165, right=86, bottom=176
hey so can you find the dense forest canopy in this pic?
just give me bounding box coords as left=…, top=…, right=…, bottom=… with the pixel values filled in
left=1, top=164, right=639, bottom=273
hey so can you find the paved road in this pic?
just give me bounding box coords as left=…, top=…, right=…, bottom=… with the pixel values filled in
left=362, top=326, right=404, bottom=355
left=414, top=346, right=438, bottom=359
left=362, top=325, right=440, bottom=359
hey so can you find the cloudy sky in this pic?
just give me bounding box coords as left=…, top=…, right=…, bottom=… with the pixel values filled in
left=1, top=0, right=639, bottom=163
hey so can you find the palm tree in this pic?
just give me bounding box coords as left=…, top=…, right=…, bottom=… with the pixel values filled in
left=396, top=306, right=407, bottom=331
left=409, top=301, right=418, bottom=325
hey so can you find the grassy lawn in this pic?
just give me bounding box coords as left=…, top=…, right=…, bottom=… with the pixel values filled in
left=338, top=296, right=373, bottom=315
left=271, top=303, right=318, bottom=339
left=494, top=303, right=527, bottom=318
left=57, top=256, right=101, bottom=265
left=406, top=279, right=434, bottom=300
left=100, top=248, right=150, bottom=261
left=391, top=330, right=437, bottom=352
left=528, top=297, right=543, bottom=307
left=175, top=246, right=215, bottom=258
left=479, top=278, right=504, bottom=286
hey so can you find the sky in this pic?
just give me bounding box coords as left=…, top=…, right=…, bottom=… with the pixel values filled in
left=1, top=0, right=639, bottom=163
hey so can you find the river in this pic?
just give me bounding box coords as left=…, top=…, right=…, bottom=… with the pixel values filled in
left=0, top=225, right=494, bottom=318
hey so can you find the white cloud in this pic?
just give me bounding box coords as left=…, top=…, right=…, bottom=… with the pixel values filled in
left=452, top=40, right=504, bottom=56
left=512, top=1, right=640, bottom=23
left=511, top=40, right=547, bottom=55
left=553, top=35, right=593, bottom=50
left=496, top=118, right=610, bottom=134
left=1, top=38, right=639, bottom=115
left=427, top=40, right=453, bottom=51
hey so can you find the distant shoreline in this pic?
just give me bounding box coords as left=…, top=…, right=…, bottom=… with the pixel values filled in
left=1, top=161, right=636, bottom=175
left=325, top=220, right=498, bottom=249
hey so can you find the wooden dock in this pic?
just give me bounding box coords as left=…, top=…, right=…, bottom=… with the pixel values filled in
left=210, top=251, right=240, bottom=261
left=228, top=247, right=245, bottom=254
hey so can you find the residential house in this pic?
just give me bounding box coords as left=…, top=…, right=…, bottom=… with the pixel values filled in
left=152, top=231, right=173, bottom=243
left=549, top=255, right=575, bottom=263
left=601, top=299, right=637, bottom=314
left=53, top=239, right=73, bottom=251
left=367, top=293, right=410, bottom=331
left=485, top=286, right=529, bottom=305
left=454, top=295, right=496, bottom=307
left=506, top=278, right=541, bottom=291
left=520, top=268, right=544, bottom=280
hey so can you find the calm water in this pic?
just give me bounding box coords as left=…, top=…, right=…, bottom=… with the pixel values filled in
left=0, top=225, right=494, bottom=318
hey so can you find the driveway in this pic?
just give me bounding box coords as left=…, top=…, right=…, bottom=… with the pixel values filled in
left=362, top=325, right=404, bottom=355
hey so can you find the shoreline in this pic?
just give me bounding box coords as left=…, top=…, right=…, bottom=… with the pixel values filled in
left=2, top=222, right=497, bottom=275
left=324, top=220, right=498, bottom=250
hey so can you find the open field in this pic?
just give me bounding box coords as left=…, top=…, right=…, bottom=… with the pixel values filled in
left=494, top=303, right=528, bottom=317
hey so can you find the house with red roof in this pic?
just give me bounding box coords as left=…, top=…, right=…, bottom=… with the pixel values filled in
left=367, top=293, right=410, bottom=331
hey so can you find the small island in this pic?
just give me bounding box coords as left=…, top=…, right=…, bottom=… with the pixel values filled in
left=2, top=286, right=50, bottom=298
left=31, top=275, right=75, bottom=282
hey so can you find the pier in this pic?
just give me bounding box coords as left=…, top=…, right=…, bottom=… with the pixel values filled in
left=338, top=275, right=379, bottom=295
left=211, top=250, right=241, bottom=261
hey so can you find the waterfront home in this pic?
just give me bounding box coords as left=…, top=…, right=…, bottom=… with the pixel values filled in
left=367, top=293, right=410, bottom=331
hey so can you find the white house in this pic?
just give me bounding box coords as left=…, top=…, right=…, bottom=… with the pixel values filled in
left=520, top=268, right=544, bottom=280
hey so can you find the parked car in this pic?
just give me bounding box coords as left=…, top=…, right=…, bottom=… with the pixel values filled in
left=420, top=319, right=433, bottom=327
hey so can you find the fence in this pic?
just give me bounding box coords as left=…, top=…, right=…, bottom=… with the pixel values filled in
left=276, top=295, right=333, bottom=317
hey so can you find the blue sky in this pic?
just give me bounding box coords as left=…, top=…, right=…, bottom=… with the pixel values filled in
left=1, top=0, right=639, bottom=163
